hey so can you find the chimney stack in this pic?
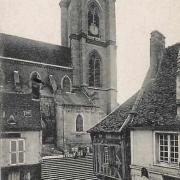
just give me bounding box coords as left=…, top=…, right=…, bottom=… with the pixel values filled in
left=176, top=49, right=180, bottom=116
left=150, top=31, right=165, bottom=78
left=59, top=0, right=69, bottom=47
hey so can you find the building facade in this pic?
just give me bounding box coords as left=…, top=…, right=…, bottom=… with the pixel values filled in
left=89, top=31, right=180, bottom=180
left=0, top=93, right=42, bottom=180
left=0, top=0, right=118, bottom=152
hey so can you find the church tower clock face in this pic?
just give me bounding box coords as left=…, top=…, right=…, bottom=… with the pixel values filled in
left=89, top=23, right=99, bottom=36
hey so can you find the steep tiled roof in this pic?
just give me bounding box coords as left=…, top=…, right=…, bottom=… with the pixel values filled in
left=0, top=92, right=41, bottom=131
left=0, top=33, right=71, bottom=67
left=88, top=92, right=138, bottom=133
left=131, top=45, right=180, bottom=129
left=89, top=44, right=180, bottom=133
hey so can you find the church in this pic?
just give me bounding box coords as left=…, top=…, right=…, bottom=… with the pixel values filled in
left=0, top=0, right=118, bottom=153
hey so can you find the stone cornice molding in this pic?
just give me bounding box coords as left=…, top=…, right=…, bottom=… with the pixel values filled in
left=69, top=33, right=116, bottom=47
left=0, top=56, right=73, bottom=71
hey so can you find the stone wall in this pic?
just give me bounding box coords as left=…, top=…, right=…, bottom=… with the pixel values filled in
left=56, top=105, right=103, bottom=150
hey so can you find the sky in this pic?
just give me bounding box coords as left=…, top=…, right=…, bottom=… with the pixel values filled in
left=0, top=0, right=180, bottom=103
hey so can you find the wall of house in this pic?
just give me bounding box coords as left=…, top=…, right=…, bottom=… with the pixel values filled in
left=56, top=105, right=103, bottom=150
left=91, top=132, right=131, bottom=180
left=131, top=129, right=154, bottom=167
left=131, top=129, right=180, bottom=180
left=0, top=131, right=42, bottom=167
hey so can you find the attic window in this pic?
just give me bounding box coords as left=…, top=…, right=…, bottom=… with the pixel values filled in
left=7, top=115, right=16, bottom=125
left=23, top=110, right=32, bottom=117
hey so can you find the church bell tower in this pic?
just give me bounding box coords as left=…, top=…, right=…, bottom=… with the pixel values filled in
left=60, top=0, right=117, bottom=114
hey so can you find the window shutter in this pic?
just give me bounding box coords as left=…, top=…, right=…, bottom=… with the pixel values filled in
left=18, top=140, right=24, bottom=151
left=18, top=140, right=25, bottom=163
left=10, top=140, right=17, bottom=164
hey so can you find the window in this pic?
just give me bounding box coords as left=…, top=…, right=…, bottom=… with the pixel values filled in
left=88, top=2, right=100, bottom=37
left=49, top=75, right=57, bottom=92
left=8, top=171, right=30, bottom=180
left=23, top=110, right=32, bottom=117
left=89, top=52, right=101, bottom=87
left=93, top=145, right=100, bottom=173
left=10, top=139, right=25, bottom=165
left=14, top=71, right=20, bottom=84
left=61, top=76, right=71, bottom=93
left=155, top=132, right=179, bottom=166
left=7, top=115, right=16, bottom=125
left=30, top=72, right=41, bottom=99
left=104, top=147, right=109, bottom=164
left=8, top=171, right=20, bottom=180
left=76, top=115, right=83, bottom=132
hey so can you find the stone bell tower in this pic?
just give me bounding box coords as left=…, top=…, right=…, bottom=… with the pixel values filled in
left=60, top=0, right=117, bottom=114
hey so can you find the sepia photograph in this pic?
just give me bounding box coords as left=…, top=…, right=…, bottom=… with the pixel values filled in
left=0, top=0, right=180, bottom=179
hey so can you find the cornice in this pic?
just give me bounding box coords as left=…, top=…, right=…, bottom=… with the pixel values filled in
left=0, top=56, right=73, bottom=71
left=69, top=33, right=116, bottom=47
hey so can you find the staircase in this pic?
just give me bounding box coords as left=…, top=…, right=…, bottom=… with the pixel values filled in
left=41, top=155, right=98, bottom=180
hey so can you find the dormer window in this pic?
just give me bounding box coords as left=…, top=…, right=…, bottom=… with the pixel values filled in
left=23, top=110, right=32, bottom=117
left=7, top=115, right=16, bottom=125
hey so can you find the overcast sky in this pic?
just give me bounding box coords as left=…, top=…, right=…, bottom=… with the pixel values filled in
left=0, top=0, right=180, bottom=103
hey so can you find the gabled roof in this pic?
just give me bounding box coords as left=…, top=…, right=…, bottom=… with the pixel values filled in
left=0, top=92, right=41, bottom=131
left=0, top=33, right=71, bottom=67
left=88, top=44, right=180, bottom=133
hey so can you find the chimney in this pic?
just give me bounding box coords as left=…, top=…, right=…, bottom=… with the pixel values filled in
left=150, top=31, right=165, bottom=78
left=59, top=0, right=69, bottom=47
left=176, top=49, right=180, bottom=116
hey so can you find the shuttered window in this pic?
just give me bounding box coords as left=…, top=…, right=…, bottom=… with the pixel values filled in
left=10, top=139, right=25, bottom=165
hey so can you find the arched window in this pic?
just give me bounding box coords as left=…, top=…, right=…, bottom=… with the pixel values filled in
left=76, top=115, right=83, bottom=132
left=88, top=2, right=100, bottom=37
left=61, top=76, right=71, bottom=93
left=89, top=52, right=101, bottom=87
left=30, top=72, right=41, bottom=99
